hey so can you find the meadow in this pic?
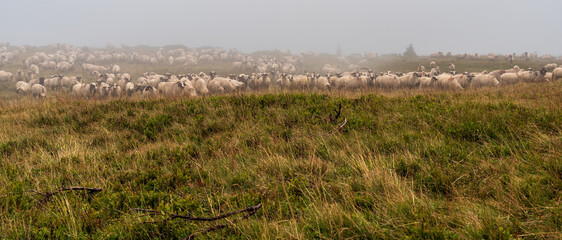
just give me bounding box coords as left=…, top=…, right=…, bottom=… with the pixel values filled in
left=0, top=49, right=561, bottom=239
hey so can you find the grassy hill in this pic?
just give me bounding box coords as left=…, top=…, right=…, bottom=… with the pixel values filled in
left=0, top=83, right=560, bottom=239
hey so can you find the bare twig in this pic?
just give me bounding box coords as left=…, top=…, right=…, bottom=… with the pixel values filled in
left=132, top=203, right=262, bottom=222
left=330, top=118, right=348, bottom=135
left=134, top=203, right=262, bottom=239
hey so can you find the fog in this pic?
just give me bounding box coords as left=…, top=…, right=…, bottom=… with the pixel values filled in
left=1, top=0, right=560, bottom=55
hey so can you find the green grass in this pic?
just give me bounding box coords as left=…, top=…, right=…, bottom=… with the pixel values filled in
left=0, top=81, right=561, bottom=239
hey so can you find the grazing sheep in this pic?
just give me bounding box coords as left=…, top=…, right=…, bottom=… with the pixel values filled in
left=141, top=86, right=158, bottom=97
left=435, top=74, right=463, bottom=90
left=124, top=82, right=135, bottom=96
left=419, top=77, right=437, bottom=89
left=399, top=72, right=422, bottom=89
left=545, top=72, right=553, bottom=82
left=30, top=84, right=47, bottom=98
left=553, top=67, right=562, bottom=81
left=15, top=70, right=24, bottom=82
left=452, top=73, right=473, bottom=89
left=208, top=79, right=224, bottom=93
left=44, top=75, right=62, bottom=90
left=0, top=71, right=14, bottom=82
left=30, top=64, right=39, bottom=74
left=470, top=74, right=500, bottom=88
left=544, top=63, right=557, bottom=72
left=193, top=77, right=209, bottom=95
left=429, top=61, right=437, bottom=68
left=16, top=81, right=31, bottom=94
left=488, top=69, right=505, bottom=81
left=500, top=72, right=520, bottom=85
left=159, top=81, right=187, bottom=97
left=375, top=74, right=400, bottom=89
left=448, top=63, right=456, bottom=72
left=72, top=83, right=97, bottom=98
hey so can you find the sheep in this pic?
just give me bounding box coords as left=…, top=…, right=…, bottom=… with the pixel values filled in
left=452, top=73, right=473, bottom=89
left=315, top=74, right=331, bottom=90
left=417, top=64, right=425, bottom=72
left=448, top=63, right=455, bottom=72
left=208, top=79, right=224, bottom=93
left=551, top=67, right=562, bottom=81
left=429, top=61, right=437, bottom=68
left=192, top=77, right=209, bottom=95
left=375, top=74, right=400, bottom=89
left=15, top=70, right=24, bottom=82
left=30, top=64, right=39, bottom=74
left=470, top=74, right=500, bottom=88
left=97, top=82, right=111, bottom=97
left=435, top=74, right=463, bottom=90
left=430, top=67, right=440, bottom=76
left=499, top=72, right=520, bottom=85
left=24, top=71, right=34, bottom=82
left=419, top=76, right=437, bottom=89
left=110, top=83, right=122, bottom=97
left=276, top=73, right=292, bottom=89
left=141, top=86, right=158, bottom=98
left=0, top=71, right=14, bottom=82
left=544, top=63, right=557, bottom=72
left=124, top=82, right=135, bottom=96
left=399, top=72, right=422, bottom=89
left=60, top=76, right=75, bottom=90
left=30, top=84, right=47, bottom=98
left=111, top=64, right=120, bottom=74
left=488, top=69, right=505, bottom=81
left=72, top=83, right=97, bottom=98
left=44, top=75, right=62, bottom=90
left=16, top=81, right=31, bottom=94
left=159, top=81, right=186, bottom=97
left=545, top=72, right=553, bottom=82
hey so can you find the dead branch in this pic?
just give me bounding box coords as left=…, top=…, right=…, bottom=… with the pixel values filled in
left=133, top=203, right=262, bottom=239
left=132, top=203, right=262, bottom=222
left=330, top=118, right=348, bottom=135
left=184, top=204, right=260, bottom=240
left=330, top=103, right=342, bottom=123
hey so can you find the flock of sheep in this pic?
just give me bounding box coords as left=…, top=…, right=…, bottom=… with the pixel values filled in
left=3, top=62, right=561, bottom=99
left=1, top=43, right=561, bottom=99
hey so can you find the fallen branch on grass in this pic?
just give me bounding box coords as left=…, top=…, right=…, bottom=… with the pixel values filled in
left=132, top=203, right=262, bottom=239
left=330, top=117, right=348, bottom=135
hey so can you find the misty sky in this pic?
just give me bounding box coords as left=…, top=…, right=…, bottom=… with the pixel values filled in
left=1, top=0, right=560, bottom=55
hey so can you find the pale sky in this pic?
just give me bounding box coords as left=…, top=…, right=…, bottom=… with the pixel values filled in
left=1, top=0, right=560, bottom=55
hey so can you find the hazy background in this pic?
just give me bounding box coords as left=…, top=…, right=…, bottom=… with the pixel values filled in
left=1, top=0, right=560, bottom=55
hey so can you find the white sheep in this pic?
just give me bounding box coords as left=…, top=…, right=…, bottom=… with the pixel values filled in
left=399, top=72, right=422, bottom=89
left=553, top=67, right=562, bottom=81
left=0, top=71, right=14, bottom=82
left=16, top=81, right=31, bottom=94
left=499, top=72, right=520, bottom=85
left=435, top=74, right=463, bottom=90
left=419, top=77, right=437, bottom=89
left=72, top=83, right=97, bottom=98
left=30, top=84, right=47, bottom=98
left=375, top=74, right=400, bottom=89
left=470, top=74, right=500, bottom=88
left=125, top=82, right=135, bottom=96
left=544, top=63, right=557, bottom=72
left=44, top=75, right=62, bottom=90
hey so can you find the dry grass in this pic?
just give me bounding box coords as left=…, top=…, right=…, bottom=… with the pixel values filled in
left=0, top=79, right=560, bottom=239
